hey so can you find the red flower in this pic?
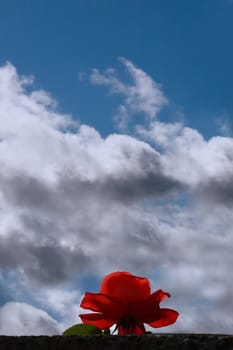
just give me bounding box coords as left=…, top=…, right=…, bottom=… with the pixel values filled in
left=79, top=271, right=179, bottom=334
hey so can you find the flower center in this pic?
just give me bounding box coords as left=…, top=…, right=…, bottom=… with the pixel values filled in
left=114, top=316, right=145, bottom=335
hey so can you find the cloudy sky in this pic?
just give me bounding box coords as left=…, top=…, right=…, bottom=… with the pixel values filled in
left=0, top=0, right=233, bottom=335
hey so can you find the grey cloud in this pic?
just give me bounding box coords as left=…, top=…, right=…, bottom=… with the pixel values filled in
left=0, top=173, right=58, bottom=211
left=28, top=244, right=90, bottom=284
left=153, top=202, right=233, bottom=334
left=59, top=136, right=183, bottom=203
left=164, top=303, right=233, bottom=334
left=1, top=61, right=233, bottom=334
left=200, top=176, right=233, bottom=206
left=104, top=173, right=182, bottom=202
left=0, top=231, right=91, bottom=285
left=102, top=147, right=184, bottom=201
left=58, top=171, right=183, bottom=206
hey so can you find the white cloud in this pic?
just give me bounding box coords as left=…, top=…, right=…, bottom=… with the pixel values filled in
left=0, top=302, right=59, bottom=335
left=137, top=120, right=233, bottom=194
left=216, top=115, right=232, bottom=137
left=89, top=57, right=167, bottom=129
left=32, top=287, right=85, bottom=332
left=0, top=61, right=233, bottom=335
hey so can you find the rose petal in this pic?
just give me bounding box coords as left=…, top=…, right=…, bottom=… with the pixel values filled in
left=80, top=292, right=123, bottom=319
left=126, top=289, right=170, bottom=323
left=148, top=308, right=179, bottom=328
left=152, top=289, right=171, bottom=303
left=79, top=312, right=115, bottom=330
left=100, top=271, right=151, bottom=304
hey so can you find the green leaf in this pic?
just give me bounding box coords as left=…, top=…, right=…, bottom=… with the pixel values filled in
left=62, top=323, right=102, bottom=335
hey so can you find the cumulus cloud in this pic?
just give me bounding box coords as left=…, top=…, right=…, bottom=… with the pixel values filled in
left=137, top=120, right=233, bottom=200
left=0, top=63, right=181, bottom=287
left=0, top=60, right=233, bottom=334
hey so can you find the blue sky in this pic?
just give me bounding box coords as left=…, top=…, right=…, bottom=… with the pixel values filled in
left=1, top=0, right=233, bottom=138
left=0, top=0, right=233, bottom=335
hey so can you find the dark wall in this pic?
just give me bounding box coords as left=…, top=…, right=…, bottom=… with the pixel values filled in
left=0, top=334, right=233, bottom=350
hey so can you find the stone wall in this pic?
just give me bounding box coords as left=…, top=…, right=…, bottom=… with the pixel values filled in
left=0, top=334, right=233, bottom=350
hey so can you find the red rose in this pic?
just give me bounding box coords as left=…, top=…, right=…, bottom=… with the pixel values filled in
left=79, top=271, right=179, bottom=334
